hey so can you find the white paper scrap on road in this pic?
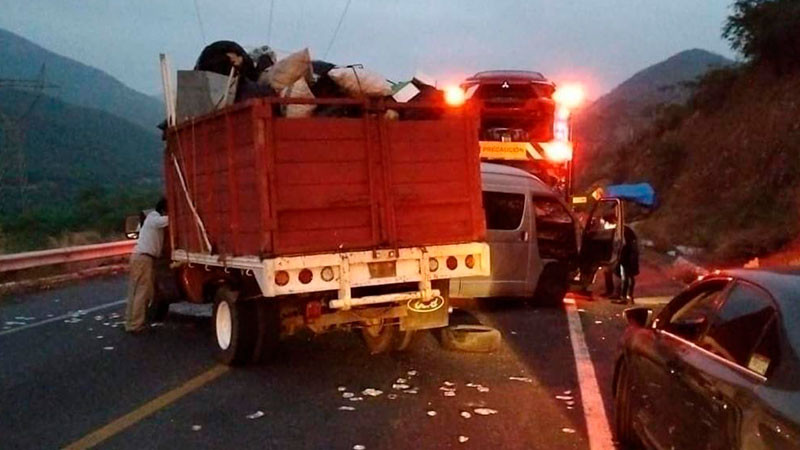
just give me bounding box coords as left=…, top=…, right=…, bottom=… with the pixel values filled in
left=443, top=381, right=454, bottom=387
left=458, top=436, right=469, bottom=443
left=103, top=346, right=114, bottom=351
left=362, top=389, right=383, bottom=397
left=192, top=425, right=202, bottom=431
left=509, top=376, right=533, bottom=383
left=443, top=391, right=456, bottom=397
left=246, top=410, right=265, bottom=420
left=473, top=408, right=498, bottom=416
left=96, top=335, right=104, bottom=340
left=338, top=386, right=347, bottom=392
left=392, top=383, right=410, bottom=390
left=396, top=378, right=407, bottom=384
left=477, top=386, right=489, bottom=393
left=404, top=389, right=418, bottom=394
left=426, top=410, right=437, bottom=417
left=407, top=370, right=417, bottom=376
left=460, top=411, right=472, bottom=419
left=338, top=406, right=356, bottom=411
left=353, top=445, right=366, bottom=450
left=562, top=428, right=577, bottom=434
left=349, top=397, right=364, bottom=402
left=343, top=392, right=355, bottom=398
left=5, top=321, right=25, bottom=326
left=556, top=395, right=573, bottom=401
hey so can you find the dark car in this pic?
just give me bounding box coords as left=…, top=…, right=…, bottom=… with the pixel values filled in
left=613, top=269, right=800, bottom=450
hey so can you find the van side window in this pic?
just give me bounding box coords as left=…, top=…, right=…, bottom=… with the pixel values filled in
left=483, top=191, right=525, bottom=231
left=532, top=197, right=576, bottom=259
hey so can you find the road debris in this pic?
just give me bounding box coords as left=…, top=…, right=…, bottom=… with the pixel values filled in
left=458, top=436, right=469, bottom=443
left=191, top=425, right=202, bottom=431
left=15, top=316, right=35, bottom=321
left=460, top=411, right=472, bottom=419
left=443, top=381, right=455, bottom=387
left=407, top=370, right=417, bottom=376
left=594, top=320, right=603, bottom=324
left=103, top=346, right=114, bottom=351
left=404, top=389, right=418, bottom=395
left=563, top=390, right=572, bottom=395
left=342, top=392, right=355, bottom=399
left=473, top=408, right=498, bottom=416
left=362, top=388, right=383, bottom=397
left=338, top=386, right=347, bottom=392
left=426, top=410, right=437, bottom=417
left=392, top=383, right=410, bottom=390
left=246, top=410, right=265, bottom=420
left=555, top=395, right=573, bottom=401
left=396, top=377, right=408, bottom=384
left=509, top=376, right=533, bottom=383
left=561, top=427, right=576, bottom=434
left=477, top=386, right=490, bottom=393
left=94, top=315, right=104, bottom=321
left=4, top=321, right=25, bottom=326
left=353, top=445, right=365, bottom=450
left=338, top=406, right=356, bottom=411
left=349, top=397, right=364, bottom=402
left=96, top=335, right=104, bottom=340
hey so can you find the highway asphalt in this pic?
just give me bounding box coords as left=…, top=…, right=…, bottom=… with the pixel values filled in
left=0, top=261, right=683, bottom=450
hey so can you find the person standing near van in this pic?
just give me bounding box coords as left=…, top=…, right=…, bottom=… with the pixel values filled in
left=125, top=198, right=169, bottom=333
left=614, top=225, right=639, bottom=304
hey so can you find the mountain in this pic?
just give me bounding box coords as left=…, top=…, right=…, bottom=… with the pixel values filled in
left=575, top=49, right=734, bottom=160
left=0, top=28, right=163, bottom=132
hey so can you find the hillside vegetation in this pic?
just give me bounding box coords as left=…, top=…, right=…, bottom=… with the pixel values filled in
left=578, top=0, right=800, bottom=264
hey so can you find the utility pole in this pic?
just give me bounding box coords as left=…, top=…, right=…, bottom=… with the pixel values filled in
left=0, top=64, right=58, bottom=213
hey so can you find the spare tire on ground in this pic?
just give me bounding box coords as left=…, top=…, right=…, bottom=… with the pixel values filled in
left=440, top=324, right=501, bottom=353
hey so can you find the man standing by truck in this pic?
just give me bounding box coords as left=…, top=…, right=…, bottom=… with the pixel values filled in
left=125, top=198, right=168, bottom=334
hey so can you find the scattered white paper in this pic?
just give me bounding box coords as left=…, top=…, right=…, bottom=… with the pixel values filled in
left=594, top=320, right=603, bottom=324
left=396, top=378, right=408, bottom=384
left=407, top=370, right=417, bottom=376
left=458, top=436, right=469, bottom=443
left=103, top=346, right=114, bottom=351
left=460, top=411, right=472, bottom=419
left=362, top=388, right=383, bottom=397
left=343, top=392, right=355, bottom=399
left=349, top=397, right=364, bottom=402
left=509, top=376, right=533, bottom=383
left=338, top=386, right=347, bottom=392
left=246, top=410, right=265, bottom=420
left=191, top=425, right=202, bottom=431
left=405, top=389, right=418, bottom=395
left=562, top=427, right=576, bottom=434
left=96, top=335, right=104, bottom=340
left=339, top=406, right=356, bottom=411
left=426, top=410, right=437, bottom=417
left=477, top=386, right=490, bottom=393
left=443, top=381, right=454, bottom=387
left=473, top=408, right=498, bottom=416
left=392, top=384, right=410, bottom=390
left=556, top=395, right=573, bottom=401
left=443, top=391, right=456, bottom=397
left=353, top=445, right=366, bottom=450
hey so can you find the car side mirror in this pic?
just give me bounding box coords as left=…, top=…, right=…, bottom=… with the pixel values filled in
left=671, top=315, right=708, bottom=341
left=623, top=307, right=653, bottom=328
left=124, top=215, right=141, bottom=240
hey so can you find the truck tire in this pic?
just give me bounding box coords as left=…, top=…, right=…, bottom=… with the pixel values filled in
left=361, top=322, right=396, bottom=354
left=393, top=330, right=418, bottom=351
left=213, top=286, right=257, bottom=366
left=251, top=301, right=280, bottom=363
left=440, top=325, right=501, bottom=353
left=531, top=263, right=570, bottom=308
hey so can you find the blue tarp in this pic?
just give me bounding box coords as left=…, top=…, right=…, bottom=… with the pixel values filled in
left=604, top=183, right=656, bottom=207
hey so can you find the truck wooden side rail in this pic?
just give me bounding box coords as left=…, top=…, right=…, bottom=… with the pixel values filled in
left=163, top=97, right=490, bottom=364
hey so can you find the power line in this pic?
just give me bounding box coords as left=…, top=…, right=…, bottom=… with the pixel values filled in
left=267, top=0, right=275, bottom=44
left=323, top=0, right=353, bottom=59
left=192, top=0, right=207, bottom=45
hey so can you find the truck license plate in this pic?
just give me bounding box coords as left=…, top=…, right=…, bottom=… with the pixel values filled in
left=368, top=261, right=396, bottom=278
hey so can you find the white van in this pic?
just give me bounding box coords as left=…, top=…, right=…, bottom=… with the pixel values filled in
left=450, top=163, right=624, bottom=306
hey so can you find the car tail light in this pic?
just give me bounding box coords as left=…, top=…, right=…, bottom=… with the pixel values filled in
left=429, top=258, right=439, bottom=272
left=305, top=301, right=322, bottom=321
left=299, top=269, right=313, bottom=284
left=446, top=256, right=458, bottom=270
left=321, top=266, right=335, bottom=282
left=275, top=270, right=290, bottom=286
left=465, top=255, right=475, bottom=269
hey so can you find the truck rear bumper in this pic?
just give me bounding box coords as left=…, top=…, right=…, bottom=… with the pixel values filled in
left=172, top=242, right=490, bottom=307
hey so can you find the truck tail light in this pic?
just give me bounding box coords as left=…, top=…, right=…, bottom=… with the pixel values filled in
left=429, top=257, right=439, bottom=272
left=446, top=256, right=458, bottom=270
left=321, top=266, right=335, bottom=282
left=305, top=301, right=322, bottom=321
left=465, top=255, right=475, bottom=269
left=298, top=268, right=313, bottom=284
left=444, top=86, right=466, bottom=107
left=275, top=270, right=290, bottom=286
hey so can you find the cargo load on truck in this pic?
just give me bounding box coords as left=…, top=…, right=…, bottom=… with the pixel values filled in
left=157, top=48, right=490, bottom=365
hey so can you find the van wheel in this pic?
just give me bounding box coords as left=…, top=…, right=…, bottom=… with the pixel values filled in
left=251, top=301, right=280, bottom=363
left=531, top=263, right=570, bottom=307
left=213, top=286, right=257, bottom=366
left=361, top=322, right=396, bottom=354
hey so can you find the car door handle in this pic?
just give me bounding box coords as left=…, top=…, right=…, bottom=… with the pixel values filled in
left=521, top=231, right=529, bottom=242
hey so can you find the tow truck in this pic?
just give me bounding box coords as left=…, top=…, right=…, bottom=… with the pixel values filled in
left=456, top=70, right=583, bottom=198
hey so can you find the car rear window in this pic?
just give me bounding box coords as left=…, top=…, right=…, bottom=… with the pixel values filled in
left=483, top=191, right=525, bottom=231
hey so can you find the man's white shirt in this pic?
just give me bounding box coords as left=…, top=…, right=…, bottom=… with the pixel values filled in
left=134, top=211, right=169, bottom=257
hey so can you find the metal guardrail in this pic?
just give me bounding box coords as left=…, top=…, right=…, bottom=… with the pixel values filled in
left=0, top=240, right=135, bottom=273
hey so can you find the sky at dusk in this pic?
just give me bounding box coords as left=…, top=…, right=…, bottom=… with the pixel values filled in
left=0, top=0, right=737, bottom=99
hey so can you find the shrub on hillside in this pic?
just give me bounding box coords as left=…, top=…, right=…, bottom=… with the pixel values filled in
left=724, top=0, right=800, bottom=73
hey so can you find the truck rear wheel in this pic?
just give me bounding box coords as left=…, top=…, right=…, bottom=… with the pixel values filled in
left=251, top=301, right=280, bottom=363
left=213, top=286, right=257, bottom=366
left=531, top=263, right=570, bottom=308
left=361, top=322, right=396, bottom=354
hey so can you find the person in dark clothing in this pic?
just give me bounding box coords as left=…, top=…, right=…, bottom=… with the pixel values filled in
left=614, top=225, right=640, bottom=304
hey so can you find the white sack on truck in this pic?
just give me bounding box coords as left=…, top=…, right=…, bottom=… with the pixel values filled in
left=282, top=78, right=316, bottom=118
left=328, top=67, right=392, bottom=98
left=260, top=48, right=312, bottom=90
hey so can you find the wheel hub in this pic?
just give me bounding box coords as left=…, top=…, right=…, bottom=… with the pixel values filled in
left=216, top=301, right=233, bottom=350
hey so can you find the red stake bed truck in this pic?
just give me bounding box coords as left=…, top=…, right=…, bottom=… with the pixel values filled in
left=161, top=97, right=490, bottom=364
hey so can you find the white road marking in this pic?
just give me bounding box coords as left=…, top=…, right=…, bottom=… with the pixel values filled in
left=0, top=299, right=126, bottom=337
left=563, top=296, right=615, bottom=450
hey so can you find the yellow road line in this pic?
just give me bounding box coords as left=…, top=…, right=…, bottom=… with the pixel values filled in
left=63, top=364, right=230, bottom=450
